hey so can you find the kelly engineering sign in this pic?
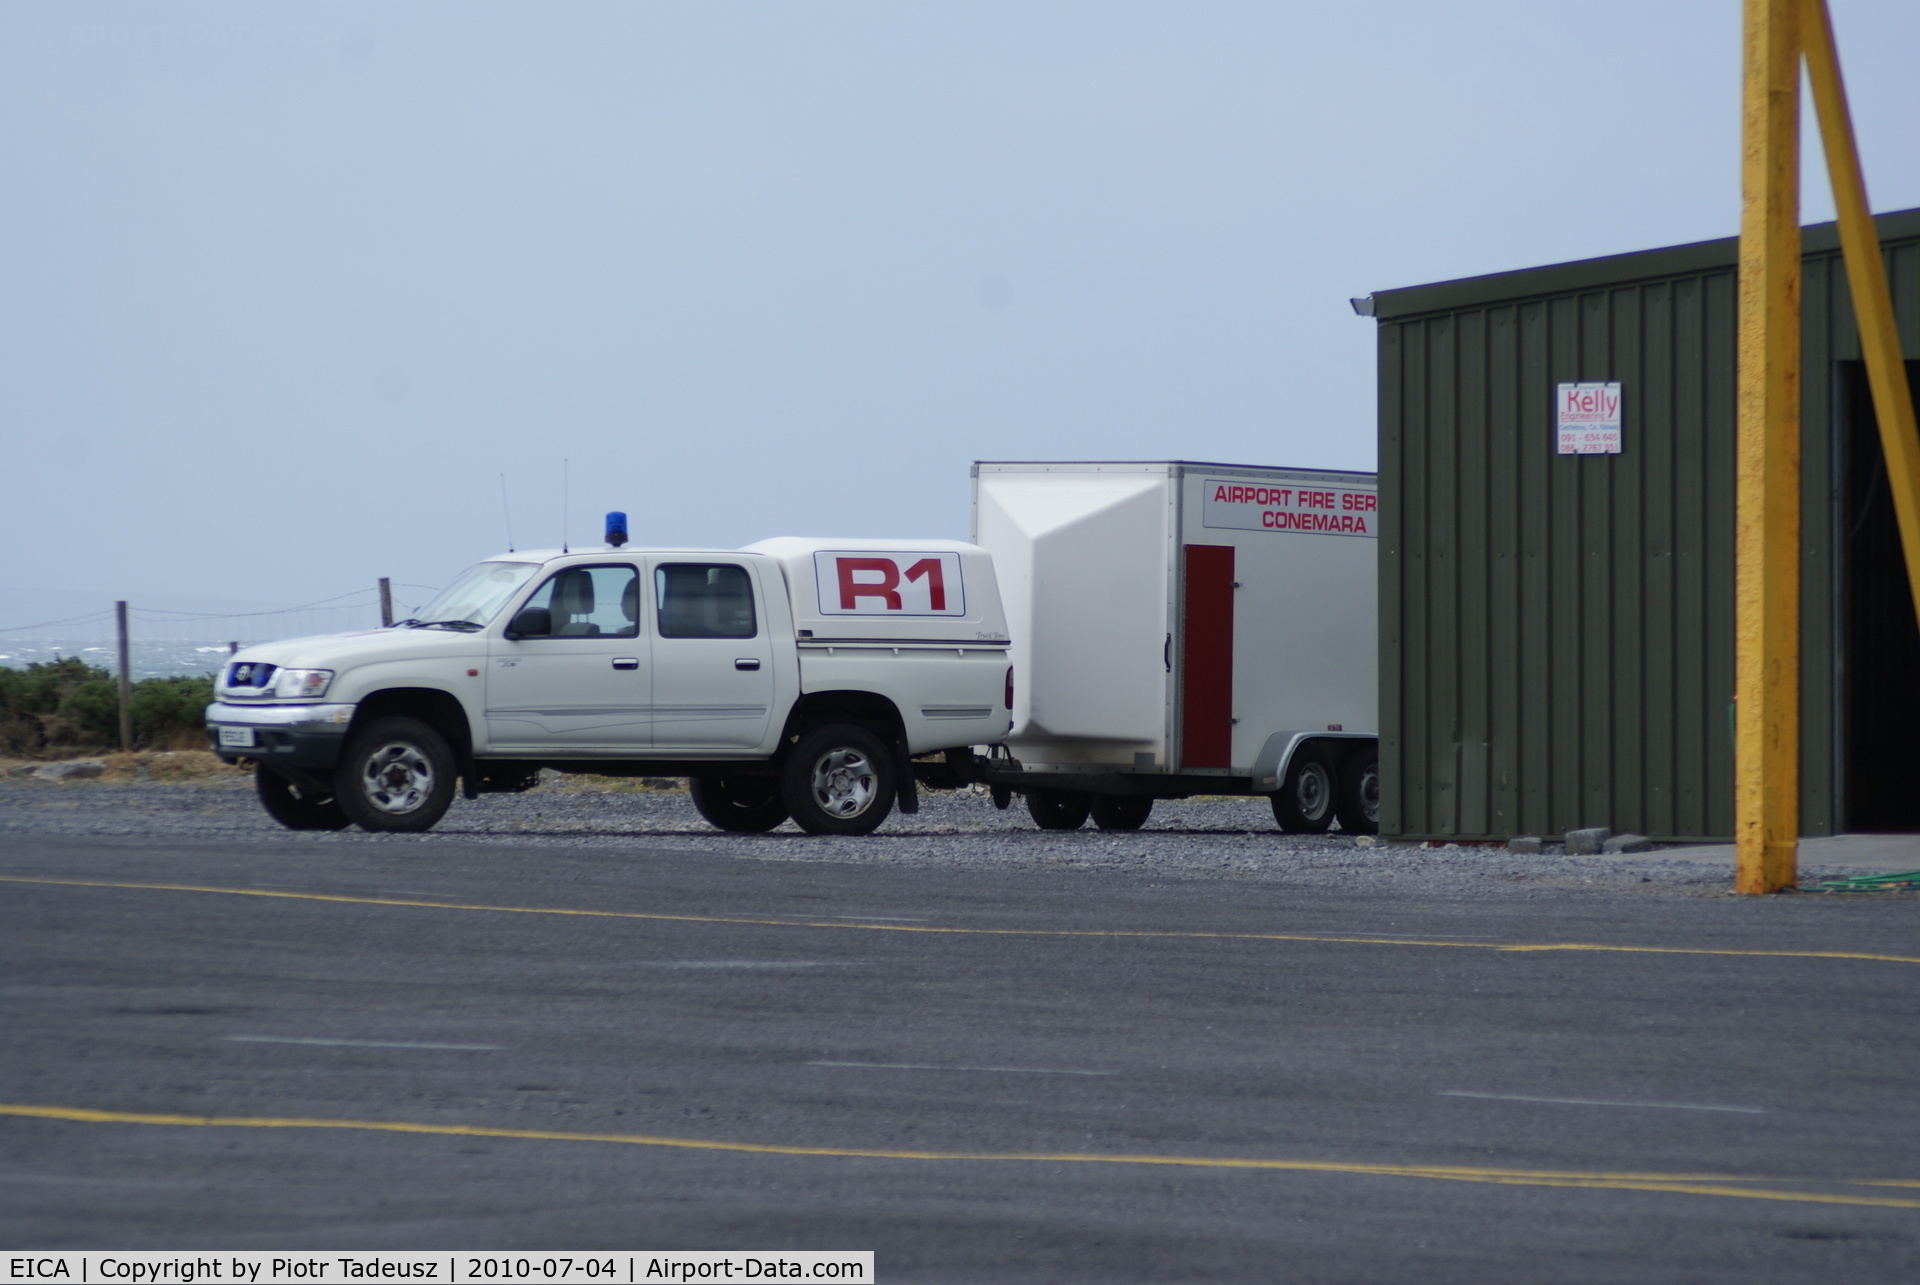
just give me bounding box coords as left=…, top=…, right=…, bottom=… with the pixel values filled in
left=1201, top=480, right=1377, bottom=538
left=1556, top=381, right=1623, bottom=454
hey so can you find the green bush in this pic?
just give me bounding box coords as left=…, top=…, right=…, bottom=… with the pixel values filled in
left=0, top=655, right=96, bottom=716
left=56, top=675, right=122, bottom=742
left=0, top=658, right=215, bottom=754
left=130, top=675, right=216, bottom=745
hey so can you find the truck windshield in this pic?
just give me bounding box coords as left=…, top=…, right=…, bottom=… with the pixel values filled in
left=406, top=561, right=541, bottom=629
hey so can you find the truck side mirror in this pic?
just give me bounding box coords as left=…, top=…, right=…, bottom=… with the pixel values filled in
left=506, top=607, right=552, bottom=640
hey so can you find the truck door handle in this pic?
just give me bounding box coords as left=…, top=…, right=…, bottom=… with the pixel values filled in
left=612, top=658, right=639, bottom=670
left=734, top=658, right=761, bottom=671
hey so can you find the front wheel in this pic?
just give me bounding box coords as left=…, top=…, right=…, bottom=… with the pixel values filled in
left=1336, top=748, right=1380, bottom=835
left=1271, top=750, right=1335, bottom=833
left=1090, top=795, right=1154, bottom=831
left=255, top=764, right=350, bottom=831
left=1026, top=788, right=1092, bottom=831
left=333, top=716, right=458, bottom=833
left=690, top=775, right=789, bottom=833
left=781, top=724, right=896, bottom=836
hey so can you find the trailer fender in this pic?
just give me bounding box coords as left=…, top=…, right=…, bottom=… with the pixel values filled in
left=1255, top=731, right=1378, bottom=793
left=1251, top=732, right=1315, bottom=793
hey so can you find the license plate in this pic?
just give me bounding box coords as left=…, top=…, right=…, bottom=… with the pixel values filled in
left=218, top=726, right=256, bottom=748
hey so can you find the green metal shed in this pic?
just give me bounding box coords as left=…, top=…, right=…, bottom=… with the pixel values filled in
left=1361, top=208, right=1920, bottom=841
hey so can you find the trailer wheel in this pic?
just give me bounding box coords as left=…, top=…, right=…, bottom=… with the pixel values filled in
left=782, top=724, right=896, bottom=835
left=333, top=716, right=458, bottom=833
left=690, top=776, right=790, bottom=833
left=254, top=764, right=350, bottom=831
left=1336, top=748, right=1380, bottom=835
left=1270, top=750, right=1335, bottom=833
left=1091, top=795, right=1154, bottom=831
left=1026, top=788, right=1092, bottom=830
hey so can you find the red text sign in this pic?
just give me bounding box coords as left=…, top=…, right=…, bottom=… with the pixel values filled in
left=812, top=551, right=966, bottom=616
left=1202, top=480, right=1377, bottom=537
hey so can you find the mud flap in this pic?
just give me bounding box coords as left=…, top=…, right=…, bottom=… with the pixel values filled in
left=895, top=740, right=919, bottom=814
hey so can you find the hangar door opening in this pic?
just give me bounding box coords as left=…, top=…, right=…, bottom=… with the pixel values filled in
left=1839, top=360, right=1920, bottom=831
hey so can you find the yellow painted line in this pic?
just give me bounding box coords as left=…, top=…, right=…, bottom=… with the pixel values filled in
left=2, top=874, right=1917, bottom=967
left=3, top=1103, right=1915, bottom=1210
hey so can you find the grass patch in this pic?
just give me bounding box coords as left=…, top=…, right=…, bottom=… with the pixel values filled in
left=535, top=772, right=687, bottom=794
left=3, top=750, right=247, bottom=783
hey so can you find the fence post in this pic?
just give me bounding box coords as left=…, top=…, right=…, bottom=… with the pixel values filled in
left=379, top=578, right=394, bottom=627
left=115, top=601, right=133, bottom=753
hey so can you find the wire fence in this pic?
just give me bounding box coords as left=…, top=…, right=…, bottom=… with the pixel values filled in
left=0, top=583, right=442, bottom=680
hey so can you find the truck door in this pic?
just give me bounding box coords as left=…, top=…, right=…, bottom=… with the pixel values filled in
left=485, top=563, right=650, bottom=751
left=647, top=559, right=775, bottom=752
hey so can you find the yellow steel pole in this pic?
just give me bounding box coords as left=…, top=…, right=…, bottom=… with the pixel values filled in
left=1735, top=0, right=1801, bottom=895
left=1803, top=0, right=1920, bottom=634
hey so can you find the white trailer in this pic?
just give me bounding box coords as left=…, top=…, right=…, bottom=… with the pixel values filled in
left=971, top=460, right=1378, bottom=833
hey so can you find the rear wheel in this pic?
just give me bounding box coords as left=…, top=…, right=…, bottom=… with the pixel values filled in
left=782, top=724, right=896, bottom=835
left=690, top=775, right=789, bottom=833
left=333, top=716, right=458, bottom=833
left=254, top=764, right=350, bottom=831
left=1090, top=795, right=1154, bottom=831
left=1026, top=788, right=1092, bottom=831
left=1336, top=748, right=1380, bottom=835
left=1271, top=750, right=1335, bottom=833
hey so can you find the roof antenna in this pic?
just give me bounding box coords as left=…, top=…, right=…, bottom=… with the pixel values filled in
left=499, top=473, right=516, bottom=552
left=561, top=458, right=570, bottom=554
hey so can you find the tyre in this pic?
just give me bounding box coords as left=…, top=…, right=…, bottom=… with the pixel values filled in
left=1026, top=787, right=1092, bottom=831
left=1090, top=795, right=1154, bottom=831
left=332, top=716, right=458, bottom=833
left=1336, top=747, right=1380, bottom=835
left=690, top=775, right=789, bottom=833
left=781, top=724, right=896, bottom=835
left=254, top=764, right=350, bottom=831
left=1270, top=749, right=1335, bottom=833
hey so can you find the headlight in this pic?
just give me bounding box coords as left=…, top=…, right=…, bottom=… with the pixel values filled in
left=273, top=669, right=334, bottom=699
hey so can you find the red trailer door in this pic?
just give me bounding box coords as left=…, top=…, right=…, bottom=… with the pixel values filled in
left=1180, top=544, right=1235, bottom=769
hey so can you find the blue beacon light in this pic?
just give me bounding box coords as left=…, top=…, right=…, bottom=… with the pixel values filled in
left=605, top=511, right=629, bottom=547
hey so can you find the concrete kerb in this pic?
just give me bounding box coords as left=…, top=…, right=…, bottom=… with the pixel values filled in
left=1390, top=832, right=1920, bottom=879
left=1636, top=834, right=1920, bottom=876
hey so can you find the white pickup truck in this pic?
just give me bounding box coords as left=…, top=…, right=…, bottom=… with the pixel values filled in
left=206, top=531, right=1012, bottom=836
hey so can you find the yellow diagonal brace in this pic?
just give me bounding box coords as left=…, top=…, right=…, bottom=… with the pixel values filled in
left=1735, top=0, right=1801, bottom=895
left=1803, top=0, right=1920, bottom=634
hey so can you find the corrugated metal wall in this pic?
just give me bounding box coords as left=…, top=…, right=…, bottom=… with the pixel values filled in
left=1375, top=212, right=1920, bottom=840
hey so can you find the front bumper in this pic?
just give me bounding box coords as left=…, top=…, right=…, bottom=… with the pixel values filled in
left=205, top=701, right=357, bottom=769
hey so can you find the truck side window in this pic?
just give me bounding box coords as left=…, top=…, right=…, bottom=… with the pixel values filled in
left=655, top=564, right=756, bottom=639
left=519, top=566, right=640, bottom=638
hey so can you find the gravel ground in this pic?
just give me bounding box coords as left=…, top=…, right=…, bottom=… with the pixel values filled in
left=0, top=771, right=1809, bottom=898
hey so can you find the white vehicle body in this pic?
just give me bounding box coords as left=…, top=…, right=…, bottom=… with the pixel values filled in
left=207, top=537, right=1010, bottom=834
left=972, top=460, right=1377, bottom=810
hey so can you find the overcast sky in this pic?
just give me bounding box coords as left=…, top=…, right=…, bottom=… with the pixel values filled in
left=5, top=0, right=1918, bottom=612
